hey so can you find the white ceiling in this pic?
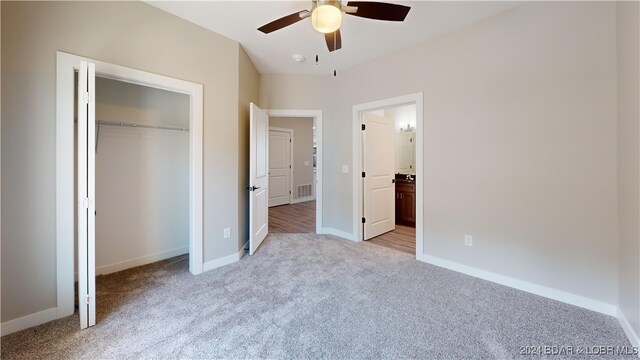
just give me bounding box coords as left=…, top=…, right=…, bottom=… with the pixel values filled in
left=147, top=1, right=522, bottom=75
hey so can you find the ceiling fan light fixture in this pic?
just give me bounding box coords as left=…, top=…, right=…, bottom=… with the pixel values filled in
left=311, top=5, right=342, bottom=34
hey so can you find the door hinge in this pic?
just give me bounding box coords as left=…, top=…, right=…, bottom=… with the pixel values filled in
left=361, top=124, right=366, bottom=131
left=82, top=92, right=91, bottom=104
left=84, top=295, right=91, bottom=305
left=80, top=198, right=91, bottom=209
left=361, top=172, right=365, bottom=178
left=289, top=164, right=292, bottom=169
left=289, top=190, right=291, bottom=194
left=362, top=217, right=366, bottom=224
left=410, top=138, right=413, bottom=143
left=290, top=139, right=292, bottom=143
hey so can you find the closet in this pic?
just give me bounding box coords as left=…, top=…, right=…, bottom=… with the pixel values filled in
left=75, top=75, right=190, bottom=277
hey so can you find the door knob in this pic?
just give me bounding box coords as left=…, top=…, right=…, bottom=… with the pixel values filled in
left=248, top=186, right=261, bottom=191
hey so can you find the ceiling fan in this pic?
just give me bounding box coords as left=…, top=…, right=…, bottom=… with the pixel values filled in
left=257, top=0, right=411, bottom=52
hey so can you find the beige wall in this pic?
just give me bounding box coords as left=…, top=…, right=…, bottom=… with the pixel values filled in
left=269, top=117, right=315, bottom=199
left=260, top=2, right=619, bottom=305
left=1, top=1, right=256, bottom=322
left=238, top=46, right=260, bottom=251
left=616, top=0, right=640, bottom=341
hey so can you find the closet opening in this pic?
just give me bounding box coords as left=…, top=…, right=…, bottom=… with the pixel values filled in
left=73, top=74, right=190, bottom=320
left=56, top=52, right=204, bottom=328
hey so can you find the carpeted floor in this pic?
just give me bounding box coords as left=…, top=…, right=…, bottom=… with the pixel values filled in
left=1, top=233, right=633, bottom=359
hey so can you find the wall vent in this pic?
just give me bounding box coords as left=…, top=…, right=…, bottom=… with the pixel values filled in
left=296, top=184, right=313, bottom=198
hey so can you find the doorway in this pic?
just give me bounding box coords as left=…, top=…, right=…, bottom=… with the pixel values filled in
left=352, top=93, right=424, bottom=260
left=56, top=52, right=204, bottom=328
left=268, top=116, right=317, bottom=234
left=247, top=107, right=324, bottom=255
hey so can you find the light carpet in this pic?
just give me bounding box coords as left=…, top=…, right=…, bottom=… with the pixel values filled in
left=1, top=233, right=633, bottom=359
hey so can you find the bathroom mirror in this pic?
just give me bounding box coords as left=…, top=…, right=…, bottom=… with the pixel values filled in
left=396, top=127, right=415, bottom=174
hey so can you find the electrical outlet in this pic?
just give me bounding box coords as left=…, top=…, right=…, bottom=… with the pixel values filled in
left=342, top=165, right=349, bottom=173
left=224, top=228, right=231, bottom=239
left=304, top=161, right=310, bottom=166
left=464, top=234, right=473, bottom=247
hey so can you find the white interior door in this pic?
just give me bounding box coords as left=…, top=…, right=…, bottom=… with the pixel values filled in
left=363, top=112, right=396, bottom=240
left=77, top=61, right=96, bottom=328
left=249, top=103, right=269, bottom=255
left=268, top=129, right=291, bottom=207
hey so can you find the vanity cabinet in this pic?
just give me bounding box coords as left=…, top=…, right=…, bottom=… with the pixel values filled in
left=395, top=181, right=416, bottom=227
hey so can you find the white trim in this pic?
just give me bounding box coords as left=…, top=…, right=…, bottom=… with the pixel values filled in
left=56, top=52, right=204, bottom=323
left=96, top=247, right=188, bottom=276
left=268, top=126, right=294, bottom=205
left=266, top=109, right=323, bottom=234
left=74, top=247, right=190, bottom=281
left=618, top=308, right=640, bottom=353
left=321, top=227, right=356, bottom=241
left=1, top=308, right=58, bottom=336
left=203, top=242, right=248, bottom=272
left=352, top=93, right=424, bottom=261
left=423, top=255, right=617, bottom=316
left=292, top=196, right=315, bottom=204
left=203, top=252, right=244, bottom=271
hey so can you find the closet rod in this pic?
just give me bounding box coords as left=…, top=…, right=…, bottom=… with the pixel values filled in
left=74, top=118, right=190, bottom=132
left=96, top=120, right=189, bottom=132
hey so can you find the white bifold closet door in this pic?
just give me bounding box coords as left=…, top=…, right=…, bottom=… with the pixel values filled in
left=77, top=61, right=96, bottom=329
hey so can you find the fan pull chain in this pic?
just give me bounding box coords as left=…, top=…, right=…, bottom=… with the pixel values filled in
left=333, top=34, right=337, bottom=77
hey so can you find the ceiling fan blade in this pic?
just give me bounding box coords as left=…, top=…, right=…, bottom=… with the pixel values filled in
left=346, top=2, right=410, bottom=22
left=325, top=30, right=342, bottom=52
left=258, top=10, right=310, bottom=34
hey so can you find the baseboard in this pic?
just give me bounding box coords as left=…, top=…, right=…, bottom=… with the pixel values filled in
left=422, top=255, right=617, bottom=316
left=95, top=246, right=189, bottom=276
left=321, top=227, right=356, bottom=241
left=618, top=308, right=640, bottom=354
left=203, top=243, right=247, bottom=272
left=291, top=196, right=315, bottom=204
left=1, top=307, right=58, bottom=336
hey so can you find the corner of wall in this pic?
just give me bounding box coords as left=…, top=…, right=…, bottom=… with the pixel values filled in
left=615, top=0, right=640, bottom=350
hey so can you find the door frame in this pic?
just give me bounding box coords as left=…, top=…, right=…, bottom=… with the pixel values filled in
left=268, top=127, right=294, bottom=206
left=352, top=93, right=424, bottom=260
left=55, top=51, right=204, bottom=320
left=266, top=109, right=323, bottom=234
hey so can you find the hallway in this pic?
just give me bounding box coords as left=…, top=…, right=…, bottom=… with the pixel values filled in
left=268, top=201, right=315, bottom=233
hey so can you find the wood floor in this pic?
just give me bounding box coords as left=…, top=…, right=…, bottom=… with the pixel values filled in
left=269, top=200, right=315, bottom=233
left=367, top=225, right=416, bottom=255
left=269, top=200, right=415, bottom=255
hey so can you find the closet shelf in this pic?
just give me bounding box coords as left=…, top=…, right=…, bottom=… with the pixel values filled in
left=96, top=120, right=189, bottom=132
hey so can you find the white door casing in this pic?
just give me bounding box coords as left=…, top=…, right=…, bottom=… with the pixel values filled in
left=268, top=129, right=292, bottom=207
left=363, top=112, right=396, bottom=240
left=249, top=103, right=269, bottom=255
left=352, top=93, right=423, bottom=259
left=77, top=61, right=96, bottom=329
